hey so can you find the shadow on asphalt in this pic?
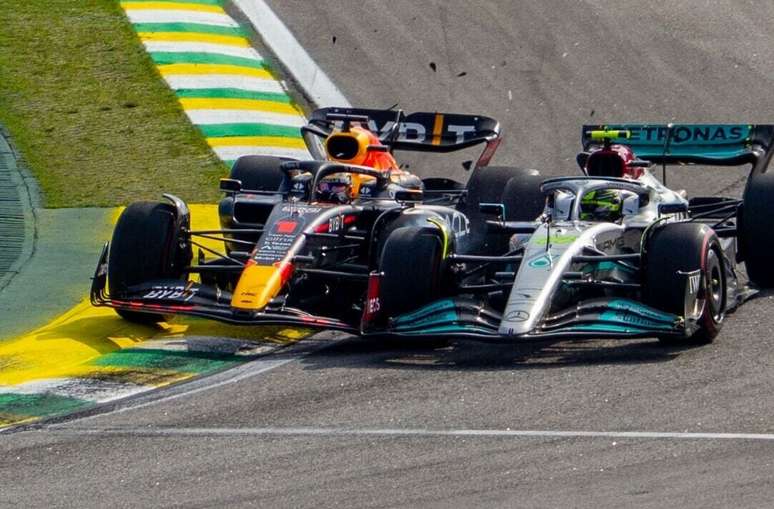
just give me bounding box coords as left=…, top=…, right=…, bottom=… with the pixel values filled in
left=300, top=335, right=692, bottom=372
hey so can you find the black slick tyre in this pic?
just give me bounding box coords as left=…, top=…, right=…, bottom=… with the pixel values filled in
left=461, top=166, right=543, bottom=253
left=108, top=201, right=190, bottom=325
left=644, top=223, right=725, bottom=345
left=379, top=226, right=444, bottom=318
left=230, top=155, right=287, bottom=192
left=501, top=172, right=545, bottom=221
left=740, top=171, right=774, bottom=287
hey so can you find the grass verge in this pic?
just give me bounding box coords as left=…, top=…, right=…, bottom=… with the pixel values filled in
left=0, top=0, right=226, bottom=207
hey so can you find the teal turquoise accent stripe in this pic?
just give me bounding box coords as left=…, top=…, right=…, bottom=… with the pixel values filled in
left=608, top=299, right=677, bottom=323
left=394, top=311, right=459, bottom=331
left=399, top=325, right=495, bottom=335
left=590, top=124, right=754, bottom=161
left=393, top=299, right=457, bottom=325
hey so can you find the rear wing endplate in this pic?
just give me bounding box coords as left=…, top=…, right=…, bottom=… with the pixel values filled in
left=582, top=124, right=774, bottom=165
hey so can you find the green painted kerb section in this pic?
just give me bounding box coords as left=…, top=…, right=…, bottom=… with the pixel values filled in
left=91, top=349, right=244, bottom=375
left=132, top=23, right=247, bottom=37
left=0, top=393, right=88, bottom=420
left=150, top=52, right=267, bottom=70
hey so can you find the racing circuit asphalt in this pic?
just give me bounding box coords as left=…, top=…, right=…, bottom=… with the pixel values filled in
left=5, top=1, right=774, bottom=507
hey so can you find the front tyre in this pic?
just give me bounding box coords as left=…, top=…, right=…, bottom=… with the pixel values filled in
left=644, top=223, right=726, bottom=345
left=379, top=226, right=445, bottom=318
left=108, top=201, right=191, bottom=325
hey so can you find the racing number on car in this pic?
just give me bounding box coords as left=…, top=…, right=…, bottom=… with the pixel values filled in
left=367, top=297, right=380, bottom=314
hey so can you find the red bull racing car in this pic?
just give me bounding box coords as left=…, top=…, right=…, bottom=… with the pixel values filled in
left=91, top=110, right=774, bottom=344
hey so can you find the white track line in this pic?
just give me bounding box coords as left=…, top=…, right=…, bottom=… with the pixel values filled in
left=0, top=378, right=148, bottom=404
left=143, top=41, right=263, bottom=60
left=212, top=146, right=310, bottom=161
left=186, top=109, right=307, bottom=127
left=231, top=0, right=351, bottom=108
left=51, top=426, right=774, bottom=442
left=125, top=10, right=239, bottom=27
left=163, top=74, right=285, bottom=93
left=46, top=337, right=340, bottom=425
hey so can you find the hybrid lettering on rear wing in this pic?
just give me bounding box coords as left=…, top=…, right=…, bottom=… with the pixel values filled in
left=582, top=124, right=774, bottom=165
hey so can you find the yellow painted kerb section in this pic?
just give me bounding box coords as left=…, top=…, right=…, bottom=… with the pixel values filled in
left=120, top=2, right=226, bottom=14
left=159, top=64, right=273, bottom=79
left=207, top=136, right=307, bottom=149
left=139, top=32, right=250, bottom=47
left=180, top=98, right=300, bottom=115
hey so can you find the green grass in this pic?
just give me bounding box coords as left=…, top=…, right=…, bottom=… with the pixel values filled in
left=0, top=0, right=227, bottom=207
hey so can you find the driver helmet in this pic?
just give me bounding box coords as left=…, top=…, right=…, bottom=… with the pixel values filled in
left=317, top=172, right=353, bottom=203
left=580, top=189, right=624, bottom=222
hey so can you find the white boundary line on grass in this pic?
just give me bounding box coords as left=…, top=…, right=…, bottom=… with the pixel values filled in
left=231, top=0, right=352, bottom=108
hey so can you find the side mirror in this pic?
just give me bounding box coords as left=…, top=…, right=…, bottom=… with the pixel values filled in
left=658, top=203, right=689, bottom=215
left=479, top=202, right=505, bottom=217
left=290, top=172, right=313, bottom=198
left=219, top=178, right=242, bottom=193
left=576, top=152, right=590, bottom=173
left=394, top=189, right=423, bottom=203
left=622, top=193, right=640, bottom=217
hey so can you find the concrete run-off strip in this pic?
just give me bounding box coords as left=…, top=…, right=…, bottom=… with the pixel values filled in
left=0, top=126, right=37, bottom=294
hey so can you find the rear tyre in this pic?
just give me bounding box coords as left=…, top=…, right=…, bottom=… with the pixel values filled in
left=230, top=155, right=287, bottom=192
left=461, top=166, right=543, bottom=253
left=644, top=223, right=725, bottom=345
left=108, top=201, right=191, bottom=325
left=379, top=226, right=444, bottom=318
left=502, top=173, right=545, bottom=221
left=740, top=171, right=774, bottom=287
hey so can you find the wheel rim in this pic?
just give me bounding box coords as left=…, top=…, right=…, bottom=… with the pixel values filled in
left=705, top=248, right=725, bottom=323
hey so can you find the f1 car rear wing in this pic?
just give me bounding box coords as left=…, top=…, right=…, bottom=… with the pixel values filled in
left=582, top=124, right=774, bottom=166
left=308, top=107, right=500, bottom=152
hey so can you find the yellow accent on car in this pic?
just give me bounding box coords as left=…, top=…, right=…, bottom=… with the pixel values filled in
left=588, top=129, right=631, bottom=141
left=431, top=113, right=444, bottom=146
left=427, top=217, right=451, bottom=259
left=231, top=264, right=286, bottom=311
